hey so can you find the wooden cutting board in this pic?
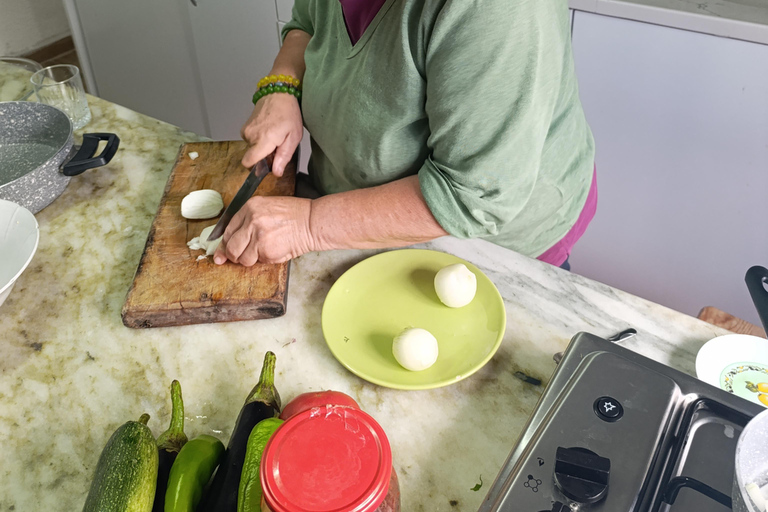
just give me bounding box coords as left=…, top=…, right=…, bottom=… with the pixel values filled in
left=122, top=141, right=296, bottom=328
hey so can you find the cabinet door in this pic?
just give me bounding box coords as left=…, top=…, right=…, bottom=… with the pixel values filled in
left=186, top=0, right=280, bottom=140
left=72, top=0, right=208, bottom=134
left=276, top=0, right=293, bottom=22
left=570, top=11, right=768, bottom=324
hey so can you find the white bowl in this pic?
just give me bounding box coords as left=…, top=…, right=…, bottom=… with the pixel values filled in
left=0, top=200, right=39, bottom=308
left=696, top=334, right=768, bottom=408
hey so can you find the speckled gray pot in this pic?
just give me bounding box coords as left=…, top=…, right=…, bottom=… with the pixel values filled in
left=0, top=101, right=119, bottom=213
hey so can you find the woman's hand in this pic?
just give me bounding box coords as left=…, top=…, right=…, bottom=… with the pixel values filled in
left=212, top=196, right=315, bottom=266
left=240, top=93, right=303, bottom=177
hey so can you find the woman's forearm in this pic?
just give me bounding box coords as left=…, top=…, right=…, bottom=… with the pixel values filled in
left=270, top=30, right=311, bottom=80
left=308, top=175, right=449, bottom=251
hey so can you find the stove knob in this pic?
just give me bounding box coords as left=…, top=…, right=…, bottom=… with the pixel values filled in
left=553, top=446, right=610, bottom=504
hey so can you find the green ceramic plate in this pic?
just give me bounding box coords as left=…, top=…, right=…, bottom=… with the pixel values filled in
left=321, top=249, right=506, bottom=390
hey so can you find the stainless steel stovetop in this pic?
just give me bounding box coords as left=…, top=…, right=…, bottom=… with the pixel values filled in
left=479, top=332, right=764, bottom=512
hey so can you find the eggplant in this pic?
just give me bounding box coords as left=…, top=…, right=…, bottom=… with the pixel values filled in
left=199, top=352, right=281, bottom=512
left=153, top=380, right=187, bottom=512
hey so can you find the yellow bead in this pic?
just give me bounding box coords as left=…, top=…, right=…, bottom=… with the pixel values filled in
left=268, top=75, right=277, bottom=82
left=277, top=74, right=286, bottom=82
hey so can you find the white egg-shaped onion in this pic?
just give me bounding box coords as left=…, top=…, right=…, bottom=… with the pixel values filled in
left=392, top=327, right=439, bottom=372
left=434, top=263, right=477, bottom=308
left=181, top=189, right=224, bottom=220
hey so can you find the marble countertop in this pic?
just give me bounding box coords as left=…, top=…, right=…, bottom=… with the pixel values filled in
left=569, top=0, right=768, bottom=44
left=0, top=91, right=731, bottom=511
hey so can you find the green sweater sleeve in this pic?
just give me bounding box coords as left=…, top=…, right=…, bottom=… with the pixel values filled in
left=281, top=0, right=314, bottom=39
left=418, top=0, right=566, bottom=239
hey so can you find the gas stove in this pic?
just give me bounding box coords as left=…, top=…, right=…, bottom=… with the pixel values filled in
left=479, top=332, right=764, bottom=512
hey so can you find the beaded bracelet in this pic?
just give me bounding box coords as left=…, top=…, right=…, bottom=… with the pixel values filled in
left=252, top=74, right=302, bottom=104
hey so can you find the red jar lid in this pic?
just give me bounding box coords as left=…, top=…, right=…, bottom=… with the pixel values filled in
left=261, top=405, right=392, bottom=512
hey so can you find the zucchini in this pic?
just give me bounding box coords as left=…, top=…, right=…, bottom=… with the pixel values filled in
left=82, top=413, right=159, bottom=512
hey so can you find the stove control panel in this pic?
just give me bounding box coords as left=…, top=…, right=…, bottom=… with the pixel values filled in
left=478, top=351, right=680, bottom=511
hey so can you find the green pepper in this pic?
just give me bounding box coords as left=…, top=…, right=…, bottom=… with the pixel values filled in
left=237, top=417, right=284, bottom=512
left=164, top=434, right=225, bottom=512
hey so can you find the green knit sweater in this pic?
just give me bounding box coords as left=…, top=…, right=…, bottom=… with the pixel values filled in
left=283, top=0, right=595, bottom=257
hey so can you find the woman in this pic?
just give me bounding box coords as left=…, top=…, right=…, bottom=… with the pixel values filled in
left=213, top=0, right=596, bottom=270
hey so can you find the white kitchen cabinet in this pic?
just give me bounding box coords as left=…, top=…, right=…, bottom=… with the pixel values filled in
left=64, top=0, right=312, bottom=170
left=275, top=0, right=293, bottom=22
left=64, top=0, right=209, bottom=135
left=64, top=0, right=281, bottom=140
left=185, top=0, right=279, bottom=140
left=570, top=11, right=768, bottom=324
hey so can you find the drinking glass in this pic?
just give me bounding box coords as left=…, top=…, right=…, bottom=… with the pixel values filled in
left=0, top=57, right=43, bottom=101
left=31, top=64, right=92, bottom=130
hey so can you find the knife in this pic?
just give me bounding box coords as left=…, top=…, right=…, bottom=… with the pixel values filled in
left=207, top=158, right=271, bottom=241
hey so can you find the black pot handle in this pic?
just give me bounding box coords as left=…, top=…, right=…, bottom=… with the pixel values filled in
left=61, top=133, right=120, bottom=177
left=745, top=266, right=768, bottom=334
left=662, top=476, right=732, bottom=508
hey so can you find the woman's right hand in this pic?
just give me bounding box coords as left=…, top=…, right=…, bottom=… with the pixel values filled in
left=240, top=93, right=303, bottom=177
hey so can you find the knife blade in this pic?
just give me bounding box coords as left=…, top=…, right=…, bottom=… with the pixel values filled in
left=207, top=158, right=271, bottom=241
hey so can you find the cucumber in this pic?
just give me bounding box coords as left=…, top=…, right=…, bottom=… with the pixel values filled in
left=82, top=413, right=159, bottom=512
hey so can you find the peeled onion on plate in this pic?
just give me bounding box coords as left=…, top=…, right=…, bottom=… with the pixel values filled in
left=393, top=327, right=439, bottom=371
left=434, top=263, right=477, bottom=308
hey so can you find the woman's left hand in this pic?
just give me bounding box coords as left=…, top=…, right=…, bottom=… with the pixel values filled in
left=212, top=196, right=315, bottom=266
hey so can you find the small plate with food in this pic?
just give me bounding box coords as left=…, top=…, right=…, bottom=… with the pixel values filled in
left=696, top=334, right=768, bottom=407
left=321, top=249, right=506, bottom=390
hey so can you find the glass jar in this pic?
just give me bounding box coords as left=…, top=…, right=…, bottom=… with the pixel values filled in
left=260, top=405, right=401, bottom=512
